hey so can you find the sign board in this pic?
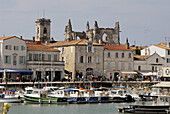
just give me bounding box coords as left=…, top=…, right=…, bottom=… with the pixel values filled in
left=162, top=67, right=170, bottom=77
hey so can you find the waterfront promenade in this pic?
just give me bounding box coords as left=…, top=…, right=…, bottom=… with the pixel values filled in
left=0, top=80, right=160, bottom=89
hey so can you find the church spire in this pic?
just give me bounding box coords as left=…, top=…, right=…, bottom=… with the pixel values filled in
left=94, top=21, right=99, bottom=29
left=86, top=21, right=89, bottom=31
left=68, top=19, right=72, bottom=31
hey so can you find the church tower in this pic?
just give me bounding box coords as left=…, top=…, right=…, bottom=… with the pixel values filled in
left=35, top=18, right=51, bottom=43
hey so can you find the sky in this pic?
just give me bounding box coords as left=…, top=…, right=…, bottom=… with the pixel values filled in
left=0, top=0, right=170, bottom=46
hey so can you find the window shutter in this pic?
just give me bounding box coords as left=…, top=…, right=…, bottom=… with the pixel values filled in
left=24, top=56, right=26, bottom=64
left=17, top=46, right=19, bottom=50
left=87, top=56, right=88, bottom=63
left=9, top=56, right=11, bottom=64
left=92, top=56, right=93, bottom=63
left=9, top=45, right=11, bottom=50
left=4, top=56, right=6, bottom=64
left=78, top=56, right=80, bottom=63
left=84, top=56, right=85, bottom=63
left=19, top=56, right=21, bottom=64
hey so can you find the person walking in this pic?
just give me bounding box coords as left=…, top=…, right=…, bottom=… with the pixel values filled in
left=47, top=75, right=49, bottom=82
left=110, top=73, right=112, bottom=81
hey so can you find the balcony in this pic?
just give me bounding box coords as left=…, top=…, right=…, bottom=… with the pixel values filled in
left=27, top=60, right=64, bottom=66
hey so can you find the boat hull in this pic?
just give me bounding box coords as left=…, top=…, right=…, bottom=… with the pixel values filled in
left=24, top=95, right=67, bottom=104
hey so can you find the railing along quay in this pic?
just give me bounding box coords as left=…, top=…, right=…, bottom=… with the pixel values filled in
left=0, top=81, right=160, bottom=89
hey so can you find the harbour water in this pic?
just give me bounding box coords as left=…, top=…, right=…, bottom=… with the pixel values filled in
left=7, top=102, right=134, bottom=114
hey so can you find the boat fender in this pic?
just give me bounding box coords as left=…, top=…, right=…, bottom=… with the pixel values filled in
left=48, top=100, right=51, bottom=104
left=39, top=99, right=41, bottom=103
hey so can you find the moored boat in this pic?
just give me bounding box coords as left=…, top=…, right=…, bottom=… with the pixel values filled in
left=24, top=88, right=67, bottom=104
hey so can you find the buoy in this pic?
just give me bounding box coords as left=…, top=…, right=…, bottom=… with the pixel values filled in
left=3, top=103, right=10, bottom=114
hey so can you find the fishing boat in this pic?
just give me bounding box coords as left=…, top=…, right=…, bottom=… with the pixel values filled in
left=0, top=86, right=22, bottom=103
left=118, top=95, right=170, bottom=114
left=108, top=87, right=136, bottom=102
left=24, top=88, right=67, bottom=104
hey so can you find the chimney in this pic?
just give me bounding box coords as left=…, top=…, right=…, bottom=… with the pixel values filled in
left=51, top=37, right=54, bottom=41
left=99, top=39, right=102, bottom=44
left=32, top=37, right=35, bottom=42
left=125, top=37, right=130, bottom=49
left=20, top=36, right=23, bottom=39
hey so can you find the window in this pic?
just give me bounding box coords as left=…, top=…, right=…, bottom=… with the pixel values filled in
left=43, top=27, right=47, bottom=36
left=167, top=58, right=170, bottom=63
left=115, top=62, right=119, bottom=70
left=115, top=52, right=118, bottom=58
left=21, top=46, right=25, bottom=50
left=128, top=63, right=132, bottom=70
left=4, top=55, right=11, bottom=64
left=168, top=50, right=170, bottom=55
left=19, top=56, right=26, bottom=64
left=62, top=48, right=64, bottom=54
left=87, top=46, right=92, bottom=53
left=107, top=62, right=111, bottom=68
left=80, top=56, right=84, bottom=63
left=14, top=46, right=19, bottom=50
left=88, top=56, right=92, bottom=63
left=39, top=54, right=42, bottom=60
left=33, top=54, right=38, bottom=61
left=138, top=66, right=141, bottom=70
left=54, top=55, right=58, bottom=61
left=13, top=55, right=16, bottom=65
left=66, top=57, right=68, bottom=63
left=42, top=54, right=45, bottom=61
left=29, top=54, right=32, bottom=61
left=96, top=56, right=99, bottom=63
left=62, top=57, right=64, bottom=61
left=48, top=54, right=51, bottom=61
left=152, top=66, right=154, bottom=71
left=129, top=53, right=131, bottom=58
left=121, top=63, right=125, bottom=70
left=20, top=56, right=24, bottom=64
left=156, top=58, right=158, bottom=63
left=108, top=52, right=111, bottom=58
left=5, top=45, right=12, bottom=50
left=122, top=53, right=124, bottom=58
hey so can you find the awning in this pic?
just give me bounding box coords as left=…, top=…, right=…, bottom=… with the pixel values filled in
left=139, top=72, right=158, bottom=76
left=120, top=71, right=137, bottom=74
left=0, top=69, right=33, bottom=73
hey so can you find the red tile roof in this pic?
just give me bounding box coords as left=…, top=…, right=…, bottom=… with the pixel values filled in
left=104, top=45, right=132, bottom=51
left=27, top=42, right=60, bottom=51
left=48, top=39, right=103, bottom=47
left=0, top=36, right=17, bottom=40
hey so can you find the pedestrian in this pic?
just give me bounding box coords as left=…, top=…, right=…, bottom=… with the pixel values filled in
left=92, top=74, right=94, bottom=81
left=82, top=75, right=84, bottom=81
left=77, top=75, right=79, bottom=81
left=110, top=73, right=112, bottom=81
left=47, top=75, right=49, bottom=82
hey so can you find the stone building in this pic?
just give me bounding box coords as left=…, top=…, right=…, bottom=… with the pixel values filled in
left=48, top=39, right=104, bottom=80
left=134, top=52, right=165, bottom=76
left=65, top=19, right=120, bottom=45
left=27, top=42, right=64, bottom=81
left=35, top=18, right=51, bottom=43
left=141, top=43, right=170, bottom=67
left=104, top=44, right=134, bottom=79
left=0, top=36, right=30, bottom=80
